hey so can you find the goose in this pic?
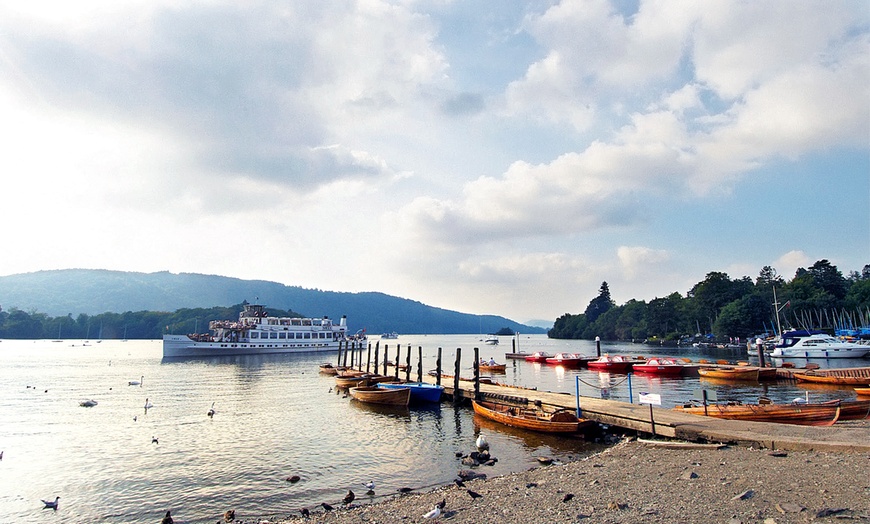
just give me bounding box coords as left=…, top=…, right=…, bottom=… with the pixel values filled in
left=41, top=496, right=60, bottom=510
left=207, top=402, right=216, bottom=418
left=128, top=376, right=143, bottom=386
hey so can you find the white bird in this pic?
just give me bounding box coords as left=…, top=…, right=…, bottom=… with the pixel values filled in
left=475, top=434, right=489, bottom=451
left=422, top=505, right=441, bottom=519
left=41, top=496, right=60, bottom=510
left=128, top=376, right=143, bottom=386
left=144, top=398, right=153, bottom=409
left=364, top=480, right=375, bottom=495
left=207, top=402, right=216, bottom=418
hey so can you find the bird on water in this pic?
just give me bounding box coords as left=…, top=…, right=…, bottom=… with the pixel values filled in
left=41, top=496, right=60, bottom=510
left=161, top=510, right=174, bottom=524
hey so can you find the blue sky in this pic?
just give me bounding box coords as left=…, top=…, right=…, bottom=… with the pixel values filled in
left=0, top=1, right=867, bottom=325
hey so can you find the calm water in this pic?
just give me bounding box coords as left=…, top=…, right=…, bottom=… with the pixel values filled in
left=1, top=335, right=865, bottom=523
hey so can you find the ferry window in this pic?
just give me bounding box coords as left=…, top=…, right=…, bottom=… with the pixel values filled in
left=270, top=332, right=278, bottom=339
left=251, top=332, right=259, bottom=339
left=296, top=333, right=303, bottom=339
left=304, top=333, right=311, bottom=339
left=279, top=332, right=286, bottom=339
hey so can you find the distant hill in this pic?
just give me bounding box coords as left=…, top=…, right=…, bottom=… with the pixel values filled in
left=0, top=269, right=546, bottom=335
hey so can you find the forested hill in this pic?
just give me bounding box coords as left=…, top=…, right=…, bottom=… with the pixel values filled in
left=0, top=269, right=545, bottom=336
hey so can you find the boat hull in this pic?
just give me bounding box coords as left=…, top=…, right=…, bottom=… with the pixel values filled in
left=349, top=386, right=411, bottom=406
left=675, top=402, right=841, bottom=426
left=163, top=334, right=352, bottom=358
left=378, top=382, right=444, bottom=403
left=471, top=400, right=594, bottom=433
left=479, top=364, right=507, bottom=373
left=698, top=367, right=762, bottom=381
left=631, top=365, right=685, bottom=375
left=794, top=373, right=870, bottom=386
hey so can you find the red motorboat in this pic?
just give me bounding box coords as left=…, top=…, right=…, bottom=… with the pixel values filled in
left=524, top=351, right=551, bottom=363
left=545, top=353, right=586, bottom=368
left=630, top=357, right=685, bottom=376
left=586, top=355, right=632, bottom=373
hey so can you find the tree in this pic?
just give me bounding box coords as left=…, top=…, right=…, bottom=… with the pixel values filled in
left=584, top=282, right=615, bottom=323
left=807, top=259, right=846, bottom=300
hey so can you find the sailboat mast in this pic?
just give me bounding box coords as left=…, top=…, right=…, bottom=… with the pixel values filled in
left=772, top=287, right=783, bottom=336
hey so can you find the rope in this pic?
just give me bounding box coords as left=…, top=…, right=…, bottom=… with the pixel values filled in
left=575, top=375, right=630, bottom=390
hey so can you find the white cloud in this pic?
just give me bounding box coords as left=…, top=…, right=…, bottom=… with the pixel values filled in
left=617, top=246, right=670, bottom=279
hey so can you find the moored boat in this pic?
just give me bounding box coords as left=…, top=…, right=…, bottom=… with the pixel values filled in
left=377, top=382, right=444, bottom=403
left=855, top=388, right=870, bottom=396
left=587, top=355, right=633, bottom=373
left=675, top=401, right=841, bottom=426
left=794, top=370, right=870, bottom=386
left=335, top=375, right=370, bottom=388
left=698, top=366, right=762, bottom=381
left=471, top=400, right=595, bottom=433
left=544, top=353, right=587, bottom=368
left=524, top=351, right=551, bottom=363
left=484, top=336, right=499, bottom=345
left=479, top=362, right=507, bottom=373
left=505, top=352, right=532, bottom=360
left=319, top=363, right=339, bottom=375
left=769, top=330, right=870, bottom=359
left=349, top=385, right=411, bottom=406
left=163, top=304, right=364, bottom=358
left=630, top=357, right=685, bottom=375
left=381, top=331, right=399, bottom=339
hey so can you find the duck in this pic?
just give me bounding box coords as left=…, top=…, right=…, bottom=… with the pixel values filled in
left=224, top=509, right=235, bottom=522
left=41, top=496, right=60, bottom=510
left=161, top=510, right=174, bottom=524
left=79, top=399, right=98, bottom=407
left=343, top=490, right=355, bottom=505
left=128, top=376, right=143, bottom=386
left=152, top=436, right=159, bottom=444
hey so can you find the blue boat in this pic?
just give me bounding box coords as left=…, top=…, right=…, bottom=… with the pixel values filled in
left=378, top=382, right=444, bottom=403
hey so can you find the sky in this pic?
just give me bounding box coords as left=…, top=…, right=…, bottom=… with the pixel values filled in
left=0, top=1, right=867, bottom=326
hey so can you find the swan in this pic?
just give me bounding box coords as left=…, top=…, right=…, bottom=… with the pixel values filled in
left=207, top=402, right=216, bottom=418
left=144, top=398, right=153, bottom=409
left=42, top=496, right=59, bottom=510
left=129, top=376, right=143, bottom=386
left=79, top=399, right=98, bottom=407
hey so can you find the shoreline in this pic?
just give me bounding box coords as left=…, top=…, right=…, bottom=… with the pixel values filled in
left=247, top=431, right=869, bottom=524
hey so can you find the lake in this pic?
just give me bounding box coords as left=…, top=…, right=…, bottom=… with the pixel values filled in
left=0, top=335, right=865, bottom=523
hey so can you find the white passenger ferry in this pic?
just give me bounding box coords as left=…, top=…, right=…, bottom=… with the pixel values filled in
left=162, top=304, right=364, bottom=358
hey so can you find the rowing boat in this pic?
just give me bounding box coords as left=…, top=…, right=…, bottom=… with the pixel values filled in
left=855, top=388, right=870, bottom=396
left=698, top=366, right=761, bottom=381
left=794, top=369, right=870, bottom=386
left=349, top=385, right=411, bottom=406
left=378, top=382, right=444, bottom=403
left=334, top=375, right=370, bottom=388
left=471, top=400, right=595, bottom=433
left=479, top=363, right=507, bottom=373
left=674, top=401, right=841, bottom=426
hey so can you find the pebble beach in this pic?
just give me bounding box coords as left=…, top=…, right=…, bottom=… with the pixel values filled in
left=247, top=430, right=870, bottom=524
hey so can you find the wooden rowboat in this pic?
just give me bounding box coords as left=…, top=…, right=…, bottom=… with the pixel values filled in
left=479, top=363, right=507, bottom=373
left=855, top=388, right=870, bottom=396
left=674, top=401, right=841, bottom=426
left=471, top=400, right=595, bottom=433
left=349, top=385, right=411, bottom=406
left=319, top=363, right=339, bottom=375
left=334, top=375, right=370, bottom=388
left=698, top=366, right=762, bottom=381
left=794, top=370, right=870, bottom=386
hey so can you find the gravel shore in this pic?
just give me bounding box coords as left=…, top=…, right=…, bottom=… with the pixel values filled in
left=249, top=433, right=869, bottom=524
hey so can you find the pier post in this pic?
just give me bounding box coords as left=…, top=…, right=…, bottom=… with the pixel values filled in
left=511, top=338, right=516, bottom=354
left=383, top=344, right=389, bottom=376
left=349, top=341, right=355, bottom=368
left=337, top=340, right=343, bottom=366
left=453, top=348, right=462, bottom=403
left=405, top=344, right=412, bottom=382
left=395, top=345, right=401, bottom=379
left=342, top=341, right=348, bottom=367
left=756, top=337, right=766, bottom=368
left=417, top=346, right=423, bottom=383
left=473, top=347, right=480, bottom=400
left=435, top=347, right=442, bottom=386
left=596, top=336, right=601, bottom=357
left=366, top=342, right=371, bottom=373
left=373, top=341, right=379, bottom=376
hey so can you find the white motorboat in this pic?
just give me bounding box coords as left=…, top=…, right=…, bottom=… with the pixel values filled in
left=162, top=304, right=363, bottom=358
left=769, top=330, right=870, bottom=359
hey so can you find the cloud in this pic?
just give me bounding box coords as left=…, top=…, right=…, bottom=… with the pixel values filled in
left=775, top=250, right=812, bottom=279
left=617, top=246, right=670, bottom=279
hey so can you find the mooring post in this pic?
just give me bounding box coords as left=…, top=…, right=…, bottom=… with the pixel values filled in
left=366, top=342, right=371, bottom=373
left=395, top=344, right=401, bottom=379
left=575, top=376, right=582, bottom=418
left=417, top=346, right=423, bottom=383
left=342, top=341, right=348, bottom=367
left=473, top=347, right=480, bottom=400
left=337, top=340, right=343, bottom=365
left=453, top=348, right=462, bottom=403
left=349, top=341, right=355, bottom=368
left=596, top=336, right=601, bottom=357
left=756, top=337, right=766, bottom=368
left=511, top=337, right=516, bottom=354
left=436, top=347, right=442, bottom=386
left=373, top=341, right=380, bottom=376
left=649, top=403, right=656, bottom=437
left=405, top=344, right=412, bottom=381
left=383, top=344, right=389, bottom=376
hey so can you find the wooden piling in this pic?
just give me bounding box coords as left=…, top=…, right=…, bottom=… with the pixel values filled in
left=417, top=346, right=423, bottom=383
left=473, top=347, right=480, bottom=400
left=342, top=341, right=348, bottom=367
left=435, top=347, right=442, bottom=386
left=337, top=340, right=343, bottom=365
left=383, top=344, right=389, bottom=376
left=373, top=341, right=379, bottom=375
left=404, top=344, right=412, bottom=382
left=596, top=336, right=601, bottom=357
left=395, top=344, right=401, bottom=379
left=366, top=342, right=371, bottom=373
left=349, top=341, right=355, bottom=368
left=453, top=348, right=462, bottom=403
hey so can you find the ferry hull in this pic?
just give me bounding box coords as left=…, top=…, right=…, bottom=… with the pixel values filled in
left=162, top=335, right=353, bottom=358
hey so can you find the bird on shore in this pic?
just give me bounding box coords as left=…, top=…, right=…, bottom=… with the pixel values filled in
left=321, top=502, right=334, bottom=512
left=475, top=434, right=489, bottom=451
left=436, top=499, right=446, bottom=509
left=299, top=507, right=310, bottom=518
left=422, top=505, right=441, bottom=519
left=343, top=490, right=355, bottom=505
left=562, top=493, right=574, bottom=502
left=207, top=402, right=216, bottom=418
left=453, top=479, right=465, bottom=488
left=223, top=509, right=235, bottom=521
left=364, top=480, right=375, bottom=495
left=467, top=489, right=482, bottom=500
left=41, top=496, right=60, bottom=510
left=161, top=510, right=174, bottom=524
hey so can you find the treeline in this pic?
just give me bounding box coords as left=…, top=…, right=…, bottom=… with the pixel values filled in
left=0, top=303, right=302, bottom=340
left=549, top=260, right=870, bottom=342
